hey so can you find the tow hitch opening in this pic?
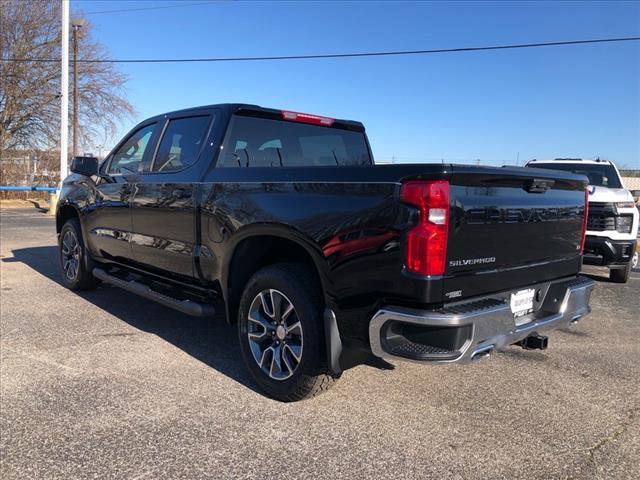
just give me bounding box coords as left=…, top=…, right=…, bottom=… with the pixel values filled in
left=516, top=332, right=548, bottom=350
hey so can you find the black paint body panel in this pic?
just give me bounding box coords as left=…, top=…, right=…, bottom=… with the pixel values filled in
left=130, top=181, right=197, bottom=277
left=444, top=166, right=586, bottom=300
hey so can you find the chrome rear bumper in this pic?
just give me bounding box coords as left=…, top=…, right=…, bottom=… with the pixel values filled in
left=369, top=276, right=595, bottom=364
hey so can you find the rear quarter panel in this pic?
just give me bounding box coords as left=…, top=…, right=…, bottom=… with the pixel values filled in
left=199, top=165, right=447, bottom=343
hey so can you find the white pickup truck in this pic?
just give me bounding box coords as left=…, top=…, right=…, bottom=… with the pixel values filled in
left=526, top=158, right=639, bottom=283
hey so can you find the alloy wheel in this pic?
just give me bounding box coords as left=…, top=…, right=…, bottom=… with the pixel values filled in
left=61, top=230, right=80, bottom=281
left=247, top=289, right=303, bottom=381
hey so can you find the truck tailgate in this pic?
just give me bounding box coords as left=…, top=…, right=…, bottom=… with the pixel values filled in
left=443, top=165, right=587, bottom=299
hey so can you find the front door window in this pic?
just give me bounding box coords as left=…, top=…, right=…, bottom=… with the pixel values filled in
left=108, top=124, right=156, bottom=175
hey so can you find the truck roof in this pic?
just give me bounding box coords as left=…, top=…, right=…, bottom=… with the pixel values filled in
left=528, top=158, right=615, bottom=166
left=150, top=103, right=366, bottom=131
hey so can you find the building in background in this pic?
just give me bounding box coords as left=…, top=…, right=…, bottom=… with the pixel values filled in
left=620, top=170, right=640, bottom=188
left=621, top=170, right=640, bottom=204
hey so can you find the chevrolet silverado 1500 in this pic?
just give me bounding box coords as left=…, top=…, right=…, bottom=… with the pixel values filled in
left=57, top=104, right=595, bottom=401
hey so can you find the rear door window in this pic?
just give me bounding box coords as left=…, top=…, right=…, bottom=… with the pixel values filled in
left=220, top=116, right=371, bottom=167
left=152, top=115, right=212, bottom=173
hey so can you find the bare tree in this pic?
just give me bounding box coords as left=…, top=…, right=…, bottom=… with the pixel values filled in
left=0, top=0, right=134, bottom=161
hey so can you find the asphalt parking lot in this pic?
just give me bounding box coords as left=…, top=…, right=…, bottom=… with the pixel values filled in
left=1, top=208, right=638, bottom=480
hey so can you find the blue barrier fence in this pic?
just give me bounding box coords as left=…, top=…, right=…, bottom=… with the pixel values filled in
left=0, top=186, right=59, bottom=192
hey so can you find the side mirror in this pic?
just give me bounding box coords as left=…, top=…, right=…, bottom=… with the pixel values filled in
left=70, top=155, right=98, bottom=177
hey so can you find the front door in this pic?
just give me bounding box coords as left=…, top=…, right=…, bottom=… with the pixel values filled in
left=84, top=122, right=158, bottom=264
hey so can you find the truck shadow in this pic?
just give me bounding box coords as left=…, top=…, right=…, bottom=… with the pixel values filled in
left=3, top=246, right=263, bottom=395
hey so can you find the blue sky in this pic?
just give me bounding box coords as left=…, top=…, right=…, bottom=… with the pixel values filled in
left=74, top=0, right=640, bottom=167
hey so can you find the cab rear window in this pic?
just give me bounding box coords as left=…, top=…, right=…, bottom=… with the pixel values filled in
left=220, top=116, right=371, bottom=167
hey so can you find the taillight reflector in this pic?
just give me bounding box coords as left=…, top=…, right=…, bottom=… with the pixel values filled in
left=281, top=110, right=334, bottom=126
left=580, top=186, right=589, bottom=252
left=401, top=180, right=450, bottom=276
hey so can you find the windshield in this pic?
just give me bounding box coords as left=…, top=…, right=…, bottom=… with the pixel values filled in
left=528, top=163, right=622, bottom=188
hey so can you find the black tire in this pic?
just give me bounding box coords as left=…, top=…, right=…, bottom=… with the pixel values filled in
left=610, top=262, right=631, bottom=283
left=58, top=218, right=101, bottom=290
left=237, top=263, right=339, bottom=402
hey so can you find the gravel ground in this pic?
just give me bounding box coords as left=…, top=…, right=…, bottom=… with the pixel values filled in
left=1, top=208, right=638, bottom=479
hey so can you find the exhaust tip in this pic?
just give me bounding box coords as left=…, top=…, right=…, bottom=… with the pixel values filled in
left=471, top=346, right=494, bottom=361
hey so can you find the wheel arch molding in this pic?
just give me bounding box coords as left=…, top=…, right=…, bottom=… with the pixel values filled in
left=221, top=224, right=331, bottom=325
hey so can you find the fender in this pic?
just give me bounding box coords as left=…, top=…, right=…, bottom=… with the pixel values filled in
left=57, top=177, right=98, bottom=271
left=220, top=223, right=332, bottom=307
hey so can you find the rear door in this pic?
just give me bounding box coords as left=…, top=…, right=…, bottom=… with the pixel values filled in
left=130, top=111, right=215, bottom=278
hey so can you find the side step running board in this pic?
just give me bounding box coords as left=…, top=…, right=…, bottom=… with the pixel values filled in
left=92, top=268, right=215, bottom=317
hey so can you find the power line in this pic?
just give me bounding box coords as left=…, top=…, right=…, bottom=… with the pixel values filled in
left=2, top=36, right=639, bottom=64
left=82, top=1, right=227, bottom=16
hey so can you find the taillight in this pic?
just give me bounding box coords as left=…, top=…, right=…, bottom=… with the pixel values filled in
left=401, top=180, right=450, bottom=276
left=580, top=186, right=589, bottom=252
left=281, top=110, right=334, bottom=126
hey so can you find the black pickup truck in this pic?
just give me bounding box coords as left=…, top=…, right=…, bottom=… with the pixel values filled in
left=57, top=103, right=595, bottom=401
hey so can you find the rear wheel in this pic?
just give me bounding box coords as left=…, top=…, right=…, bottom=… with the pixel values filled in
left=237, top=263, right=338, bottom=401
left=610, top=262, right=631, bottom=283
left=58, top=218, right=101, bottom=290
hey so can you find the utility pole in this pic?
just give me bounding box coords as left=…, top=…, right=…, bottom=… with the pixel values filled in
left=59, top=0, right=69, bottom=184
left=71, top=18, right=84, bottom=157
